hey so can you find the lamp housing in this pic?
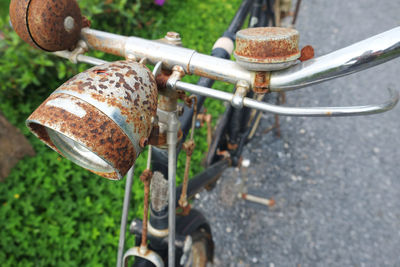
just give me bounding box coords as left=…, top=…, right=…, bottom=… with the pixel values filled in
left=26, top=60, right=158, bottom=180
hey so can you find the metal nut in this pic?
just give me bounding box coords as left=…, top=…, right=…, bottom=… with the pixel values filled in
left=165, top=32, right=181, bottom=41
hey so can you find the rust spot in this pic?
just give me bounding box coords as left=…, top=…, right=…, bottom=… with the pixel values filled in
left=150, top=129, right=183, bottom=149
left=192, top=67, right=221, bottom=82
left=139, top=168, right=153, bottom=247
left=155, top=71, right=172, bottom=91
left=139, top=137, right=148, bottom=148
left=299, top=45, right=315, bottom=62
left=176, top=203, right=191, bottom=216
left=268, top=198, right=276, bottom=207
left=82, top=16, right=91, bottom=28
left=126, top=69, right=137, bottom=77
left=84, top=31, right=125, bottom=57
left=148, top=125, right=160, bottom=146
left=182, top=140, right=195, bottom=156
left=253, top=71, right=270, bottom=93
left=227, top=142, right=238, bottom=150
left=95, top=69, right=108, bottom=75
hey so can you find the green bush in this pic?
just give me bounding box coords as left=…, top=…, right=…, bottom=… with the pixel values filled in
left=0, top=0, right=241, bottom=266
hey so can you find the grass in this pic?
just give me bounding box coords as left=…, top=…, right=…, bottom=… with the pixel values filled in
left=0, top=0, right=241, bottom=266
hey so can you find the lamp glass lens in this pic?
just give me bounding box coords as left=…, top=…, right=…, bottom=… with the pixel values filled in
left=46, top=127, right=114, bottom=173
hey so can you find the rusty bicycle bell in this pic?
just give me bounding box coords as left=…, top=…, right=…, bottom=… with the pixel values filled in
left=26, top=61, right=158, bottom=180
left=234, top=27, right=300, bottom=71
left=9, top=0, right=83, bottom=51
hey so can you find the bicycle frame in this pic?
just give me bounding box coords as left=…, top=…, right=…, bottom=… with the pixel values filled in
left=10, top=0, right=400, bottom=266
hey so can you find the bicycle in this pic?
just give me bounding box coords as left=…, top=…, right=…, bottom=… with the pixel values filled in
left=8, top=0, right=400, bottom=266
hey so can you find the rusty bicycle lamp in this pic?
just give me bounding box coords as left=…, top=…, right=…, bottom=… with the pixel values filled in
left=26, top=61, right=158, bottom=180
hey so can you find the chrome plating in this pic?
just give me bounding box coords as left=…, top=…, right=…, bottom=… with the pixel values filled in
left=270, top=27, right=400, bottom=91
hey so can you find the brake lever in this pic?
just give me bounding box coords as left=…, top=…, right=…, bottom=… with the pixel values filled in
left=175, top=81, right=399, bottom=117
left=243, top=87, right=399, bottom=117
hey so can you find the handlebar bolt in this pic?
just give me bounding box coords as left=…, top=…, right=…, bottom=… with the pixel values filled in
left=164, top=32, right=182, bottom=46
left=64, top=16, right=75, bottom=33
left=126, top=54, right=138, bottom=62
left=165, top=32, right=181, bottom=41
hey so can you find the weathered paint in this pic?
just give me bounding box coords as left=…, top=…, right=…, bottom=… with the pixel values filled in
left=253, top=71, right=271, bottom=93
left=27, top=94, right=135, bottom=180
left=10, top=0, right=82, bottom=51
left=234, top=27, right=300, bottom=63
left=27, top=60, right=158, bottom=179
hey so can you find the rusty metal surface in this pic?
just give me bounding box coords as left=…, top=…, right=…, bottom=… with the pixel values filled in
left=253, top=71, right=271, bottom=93
left=139, top=169, right=153, bottom=248
left=299, top=45, right=315, bottom=62
left=158, top=66, right=185, bottom=112
left=178, top=140, right=195, bottom=209
left=234, top=27, right=300, bottom=64
left=54, top=60, right=158, bottom=156
left=9, top=0, right=38, bottom=49
left=155, top=71, right=172, bottom=91
left=27, top=94, right=135, bottom=180
left=196, top=113, right=212, bottom=149
left=82, top=28, right=254, bottom=85
left=158, top=93, right=178, bottom=112
left=150, top=171, right=168, bottom=213
left=27, top=60, right=158, bottom=179
left=10, top=0, right=82, bottom=51
left=83, top=29, right=127, bottom=57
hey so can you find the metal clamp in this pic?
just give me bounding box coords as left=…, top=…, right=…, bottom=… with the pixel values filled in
left=153, top=61, right=163, bottom=77
left=166, top=65, right=185, bottom=90
left=175, top=81, right=399, bottom=117
left=232, top=80, right=250, bottom=109
left=68, top=40, right=88, bottom=64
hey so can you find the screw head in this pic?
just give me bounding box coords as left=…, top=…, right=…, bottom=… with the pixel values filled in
left=64, top=16, right=75, bottom=33
left=165, top=31, right=181, bottom=41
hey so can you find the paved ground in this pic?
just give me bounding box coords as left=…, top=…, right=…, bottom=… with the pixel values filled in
left=194, top=1, right=400, bottom=266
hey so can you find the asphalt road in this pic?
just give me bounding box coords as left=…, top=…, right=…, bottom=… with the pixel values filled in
left=194, top=1, right=400, bottom=266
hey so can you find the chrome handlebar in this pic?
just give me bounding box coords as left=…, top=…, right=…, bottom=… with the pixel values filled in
left=270, top=27, right=400, bottom=91
left=53, top=26, right=400, bottom=117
